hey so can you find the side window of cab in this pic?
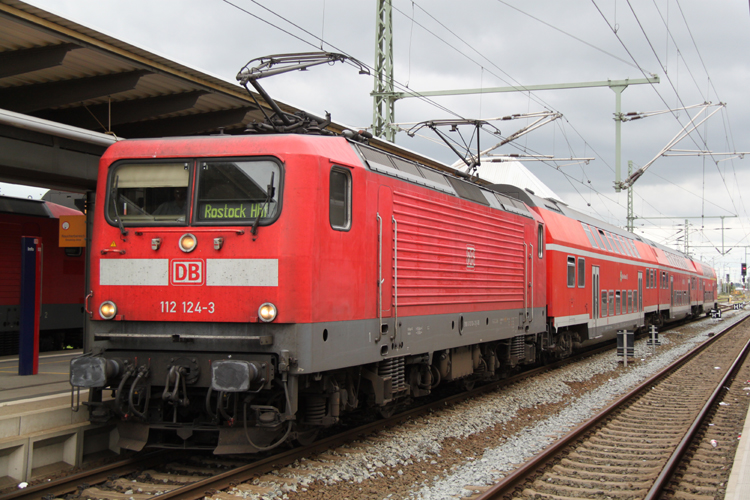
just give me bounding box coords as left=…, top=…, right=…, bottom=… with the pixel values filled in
left=330, top=167, right=352, bottom=231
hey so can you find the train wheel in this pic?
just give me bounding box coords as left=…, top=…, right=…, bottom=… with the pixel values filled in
left=294, top=425, right=320, bottom=445
left=378, top=404, right=398, bottom=418
left=557, top=332, right=573, bottom=358
left=460, top=378, right=476, bottom=391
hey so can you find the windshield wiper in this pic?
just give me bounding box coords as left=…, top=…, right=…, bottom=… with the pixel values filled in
left=111, top=176, right=128, bottom=236
left=251, top=172, right=275, bottom=237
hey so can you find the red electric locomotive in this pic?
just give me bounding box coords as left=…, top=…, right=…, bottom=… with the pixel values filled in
left=0, top=196, right=85, bottom=353
left=72, top=133, right=555, bottom=453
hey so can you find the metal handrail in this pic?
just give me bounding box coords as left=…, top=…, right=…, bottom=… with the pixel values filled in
left=392, top=215, right=397, bottom=341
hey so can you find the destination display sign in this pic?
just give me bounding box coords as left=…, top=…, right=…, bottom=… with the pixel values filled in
left=197, top=202, right=268, bottom=221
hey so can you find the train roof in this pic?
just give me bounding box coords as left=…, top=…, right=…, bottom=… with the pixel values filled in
left=0, top=195, right=81, bottom=218
left=101, top=134, right=544, bottom=224
left=489, top=183, right=715, bottom=277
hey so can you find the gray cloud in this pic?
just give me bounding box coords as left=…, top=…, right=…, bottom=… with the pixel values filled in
left=25, top=0, right=750, bottom=279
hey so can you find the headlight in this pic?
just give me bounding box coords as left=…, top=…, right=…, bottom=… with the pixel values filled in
left=100, top=301, right=117, bottom=320
left=258, top=302, right=277, bottom=322
left=179, top=233, right=197, bottom=252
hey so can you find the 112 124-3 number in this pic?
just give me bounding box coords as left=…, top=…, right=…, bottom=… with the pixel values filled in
left=160, top=301, right=215, bottom=314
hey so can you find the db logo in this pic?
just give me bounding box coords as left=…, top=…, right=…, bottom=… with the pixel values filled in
left=466, top=245, right=476, bottom=269
left=171, top=259, right=204, bottom=285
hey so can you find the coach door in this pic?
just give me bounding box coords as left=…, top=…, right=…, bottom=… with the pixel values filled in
left=670, top=275, right=674, bottom=307
left=638, top=271, right=643, bottom=313
left=376, top=185, right=395, bottom=342
left=592, top=266, right=600, bottom=335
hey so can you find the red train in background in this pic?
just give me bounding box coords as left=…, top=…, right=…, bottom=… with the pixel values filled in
left=492, top=185, right=718, bottom=354
left=0, top=196, right=85, bottom=354
left=69, top=131, right=717, bottom=454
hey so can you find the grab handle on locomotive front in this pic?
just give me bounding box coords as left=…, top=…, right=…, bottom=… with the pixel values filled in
left=84, top=291, right=93, bottom=318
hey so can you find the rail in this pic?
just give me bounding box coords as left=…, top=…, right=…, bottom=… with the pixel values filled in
left=475, top=310, right=749, bottom=500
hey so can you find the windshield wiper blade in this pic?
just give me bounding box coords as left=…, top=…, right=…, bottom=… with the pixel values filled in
left=111, top=176, right=128, bottom=236
left=251, top=172, right=275, bottom=237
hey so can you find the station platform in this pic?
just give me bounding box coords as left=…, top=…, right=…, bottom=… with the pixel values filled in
left=0, top=350, right=81, bottom=407
left=0, top=350, right=120, bottom=488
left=728, top=394, right=750, bottom=499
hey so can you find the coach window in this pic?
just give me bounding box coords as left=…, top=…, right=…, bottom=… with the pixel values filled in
left=329, top=167, right=352, bottom=231
left=611, top=235, right=624, bottom=254
left=628, top=291, right=633, bottom=313
left=582, top=224, right=597, bottom=248
left=567, top=256, right=576, bottom=287
left=598, top=230, right=613, bottom=252
left=615, top=291, right=621, bottom=315
left=609, top=291, right=614, bottom=316
left=538, top=225, right=544, bottom=258
left=604, top=233, right=622, bottom=253
left=619, top=236, right=635, bottom=257
left=601, top=291, right=608, bottom=317
left=591, top=228, right=605, bottom=249
left=578, top=257, right=585, bottom=288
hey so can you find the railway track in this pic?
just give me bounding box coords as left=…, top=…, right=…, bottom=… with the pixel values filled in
left=475, top=309, right=750, bottom=500
left=4, top=338, right=622, bottom=500
left=4, top=310, right=738, bottom=499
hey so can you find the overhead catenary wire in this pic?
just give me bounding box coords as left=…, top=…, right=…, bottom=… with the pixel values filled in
left=591, top=0, right=750, bottom=255
left=221, top=0, right=467, bottom=121
left=623, top=0, right=748, bottom=237
left=230, top=0, right=613, bottom=212
left=393, top=1, right=647, bottom=218
left=222, top=0, right=744, bottom=259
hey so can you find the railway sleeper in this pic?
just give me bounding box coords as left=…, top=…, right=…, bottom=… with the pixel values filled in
left=541, top=473, right=654, bottom=490
left=528, top=481, right=650, bottom=497
left=578, top=443, right=671, bottom=457
left=552, top=465, right=658, bottom=480
left=559, top=458, right=662, bottom=474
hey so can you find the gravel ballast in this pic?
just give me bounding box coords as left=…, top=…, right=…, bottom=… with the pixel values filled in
left=227, top=310, right=748, bottom=500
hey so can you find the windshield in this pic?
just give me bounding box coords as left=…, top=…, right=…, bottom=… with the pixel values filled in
left=196, top=160, right=280, bottom=224
left=107, top=162, right=191, bottom=224
left=105, top=158, right=282, bottom=227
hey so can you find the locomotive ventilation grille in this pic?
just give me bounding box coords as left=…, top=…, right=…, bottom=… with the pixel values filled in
left=379, top=356, right=407, bottom=394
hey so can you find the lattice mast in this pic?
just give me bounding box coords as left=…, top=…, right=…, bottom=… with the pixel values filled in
left=372, top=0, right=395, bottom=141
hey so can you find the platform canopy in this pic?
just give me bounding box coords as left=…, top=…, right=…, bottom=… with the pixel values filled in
left=0, top=0, right=286, bottom=192
left=0, top=1, right=421, bottom=194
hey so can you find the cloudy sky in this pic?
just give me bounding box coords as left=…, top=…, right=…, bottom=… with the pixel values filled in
left=16, top=0, right=750, bottom=280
